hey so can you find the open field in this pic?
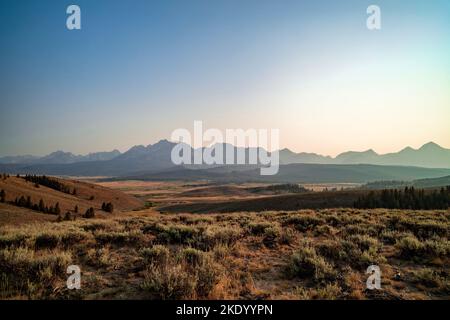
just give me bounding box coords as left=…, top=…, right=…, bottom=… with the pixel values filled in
left=0, top=177, right=449, bottom=300
left=159, top=190, right=368, bottom=214
left=94, top=180, right=300, bottom=207
left=0, top=208, right=448, bottom=299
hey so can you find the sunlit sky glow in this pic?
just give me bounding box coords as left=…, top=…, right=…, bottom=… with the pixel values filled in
left=1, top=0, right=449, bottom=157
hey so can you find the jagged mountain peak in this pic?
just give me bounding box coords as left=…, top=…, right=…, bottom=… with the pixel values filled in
left=148, top=139, right=175, bottom=149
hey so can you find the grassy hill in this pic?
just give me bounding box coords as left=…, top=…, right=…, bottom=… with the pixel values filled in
left=0, top=176, right=143, bottom=222
left=0, top=202, right=55, bottom=226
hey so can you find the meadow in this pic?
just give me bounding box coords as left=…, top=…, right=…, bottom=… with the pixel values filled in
left=0, top=207, right=448, bottom=299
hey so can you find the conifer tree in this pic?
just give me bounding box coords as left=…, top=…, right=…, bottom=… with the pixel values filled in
left=54, top=202, right=61, bottom=215
left=39, top=199, right=45, bottom=212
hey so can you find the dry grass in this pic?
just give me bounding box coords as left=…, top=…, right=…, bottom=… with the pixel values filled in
left=0, top=208, right=448, bottom=300
left=0, top=177, right=143, bottom=223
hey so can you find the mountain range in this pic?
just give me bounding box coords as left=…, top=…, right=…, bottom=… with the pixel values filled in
left=279, top=142, right=450, bottom=168
left=0, top=141, right=449, bottom=180
left=0, top=150, right=121, bottom=164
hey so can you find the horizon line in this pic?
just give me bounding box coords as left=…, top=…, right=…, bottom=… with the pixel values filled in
left=1, top=140, right=448, bottom=160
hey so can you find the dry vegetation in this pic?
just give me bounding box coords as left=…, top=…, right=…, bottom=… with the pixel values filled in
left=1, top=208, right=448, bottom=300
left=0, top=176, right=143, bottom=215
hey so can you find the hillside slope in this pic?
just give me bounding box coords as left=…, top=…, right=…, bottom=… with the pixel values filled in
left=0, top=176, right=143, bottom=218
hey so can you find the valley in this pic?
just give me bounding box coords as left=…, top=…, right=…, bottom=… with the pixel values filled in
left=0, top=175, right=448, bottom=300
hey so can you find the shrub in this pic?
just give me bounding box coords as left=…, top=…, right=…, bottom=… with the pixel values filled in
left=412, top=268, right=449, bottom=292
left=141, top=265, right=195, bottom=300
left=150, top=224, right=201, bottom=245
left=316, top=241, right=343, bottom=261
left=60, top=230, right=90, bottom=247
left=144, top=201, right=153, bottom=208
left=248, top=222, right=273, bottom=236
left=311, top=283, right=342, bottom=300
left=287, top=246, right=335, bottom=282
left=140, top=245, right=170, bottom=266
left=0, top=247, right=71, bottom=298
left=161, top=224, right=244, bottom=251
left=313, top=225, right=334, bottom=236
left=195, top=258, right=220, bottom=298
left=342, top=224, right=381, bottom=237
left=380, top=230, right=411, bottom=245
left=262, top=227, right=280, bottom=248
left=388, top=217, right=448, bottom=239
left=317, top=239, right=385, bottom=269
left=0, top=233, right=29, bottom=249
left=346, top=234, right=380, bottom=252
left=86, top=247, right=110, bottom=267
left=200, top=225, right=242, bottom=250
left=284, top=215, right=324, bottom=232
left=95, top=230, right=142, bottom=245
left=394, top=235, right=449, bottom=261
left=212, top=244, right=230, bottom=261
left=279, top=228, right=295, bottom=245
left=179, top=247, right=205, bottom=267
left=81, top=220, right=121, bottom=232
left=395, top=235, right=423, bottom=258
left=34, top=233, right=60, bottom=249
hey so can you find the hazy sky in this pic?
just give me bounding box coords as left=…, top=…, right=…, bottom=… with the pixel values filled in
left=1, top=0, right=449, bottom=157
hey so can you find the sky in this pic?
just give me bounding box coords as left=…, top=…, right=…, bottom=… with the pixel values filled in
left=0, top=0, right=449, bottom=157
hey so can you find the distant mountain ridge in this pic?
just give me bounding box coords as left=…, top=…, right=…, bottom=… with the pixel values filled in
left=0, top=149, right=121, bottom=165
left=0, top=141, right=449, bottom=177
left=280, top=142, right=450, bottom=168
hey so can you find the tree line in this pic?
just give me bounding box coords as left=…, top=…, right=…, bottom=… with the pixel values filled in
left=1, top=189, right=56, bottom=214
left=354, top=186, right=450, bottom=210
left=11, top=193, right=62, bottom=215
left=22, top=175, right=77, bottom=195
left=1, top=188, right=107, bottom=220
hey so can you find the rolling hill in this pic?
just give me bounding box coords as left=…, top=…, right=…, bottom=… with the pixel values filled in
left=0, top=176, right=143, bottom=220
left=117, top=163, right=450, bottom=184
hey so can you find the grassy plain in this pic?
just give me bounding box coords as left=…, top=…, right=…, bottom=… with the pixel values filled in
left=0, top=179, right=448, bottom=300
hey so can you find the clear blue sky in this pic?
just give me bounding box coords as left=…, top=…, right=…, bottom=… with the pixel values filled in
left=1, top=0, right=449, bottom=156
